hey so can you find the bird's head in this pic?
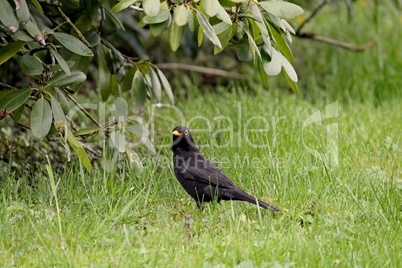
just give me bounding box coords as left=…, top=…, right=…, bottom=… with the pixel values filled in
left=171, top=126, right=196, bottom=151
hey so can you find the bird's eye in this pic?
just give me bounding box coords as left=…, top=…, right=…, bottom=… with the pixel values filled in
left=184, top=129, right=189, bottom=135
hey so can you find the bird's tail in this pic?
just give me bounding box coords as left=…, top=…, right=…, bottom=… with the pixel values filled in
left=229, top=190, right=280, bottom=212
left=255, top=199, right=280, bottom=212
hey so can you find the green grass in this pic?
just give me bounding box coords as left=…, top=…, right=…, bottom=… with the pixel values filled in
left=1, top=91, right=401, bottom=267
left=1, top=2, right=402, bottom=267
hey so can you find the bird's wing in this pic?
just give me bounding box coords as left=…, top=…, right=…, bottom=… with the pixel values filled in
left=180, top=163, right=237, bottom=189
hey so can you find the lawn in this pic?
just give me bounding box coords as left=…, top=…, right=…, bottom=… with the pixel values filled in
left=1, top=2, right=402, bottom=267
left=1, top=90, right=401, bottom=267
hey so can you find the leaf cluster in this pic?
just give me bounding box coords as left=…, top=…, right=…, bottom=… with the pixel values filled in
left=0, top=0, right=302, bottom=170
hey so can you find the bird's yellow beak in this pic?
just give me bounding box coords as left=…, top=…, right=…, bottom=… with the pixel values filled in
left=172, top=130, right=182, bottom=136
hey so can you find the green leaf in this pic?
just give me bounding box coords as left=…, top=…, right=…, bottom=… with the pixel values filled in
left=50, top=60, right=75, bottom=72
left=114, top=97, right=128, bottom=120
left=281, top=54, right=298, bottom=82
left=0, top=41, right=25, bottom=65
left=214, top=24, right=233, bottom=54
left=263, top=47, right=281, bottom=76
left=84, top=31, right=101, bottom=47
left=52, top=32, right=94, bottom=57
left=156, top=68, right=174, bottom=104
left=0, top=88, right=31, bottom=113
left=31, top=0, right=43, bottom=13
left=249, top=4, right=268, bottom=36
left=258, top=59, right=269, bottom=88
left=31, top=97, right=52, bottom=138
left=73, top=126, right=99, bottom=137
left=240, top=13, right=263, bottom=23
left=24, top=20, right=46, bottom=46
left=50, top=96, right=66, bottom=126
left=97, top=45, right=112, bottom=101
left=132, top=70, right=147, bottom=114
left=112, top=0, right=139, bottom=12
left=244, top=28, right=261, bottom=61
left=262, top=46, right=297, bottom=83
left=110, top=74, right=119, bottom=96
left=122, top=67, right=136, bottom=92
left=260, top=1, right=303, bottom=19
left=126, top=124, right=150, bottom=137
left=197, top=25, right=203, bottom=46
left=0, top=0, right=19, bottom=32
left=187, top=9, right=195, bottom=32
left=261, top=31, right=272, bottom=51
left=283, top=69, right=298, bottom=94
left=174, top=5, right=188, bottom=26
left=48, top=70, right=87, bottom=87
left=66, top=129, right=92, bottom=172
left=267, top=22, right=293, bottom=62
left=168, top=21, right=185, bottom=52
left=50, top=48, right=71, bottom=76
left=104, top=7, right=125, bottom=30
left=216, top=5, right=232, bottom=25
left=16, top=0, right=30, bottom=23
left=138, top=64, right=150, bottom=76
left=21, top=54, right=43, bottom=76
left=197, top=11, right=222, bottom=49
left=237, top=43, right=252, bottom=62
left=13, top=29, right=33, bottom=41
left=150, top=68, right=161, bottom=101
left=150, top=19, right=169, bottom=37
left=282, top=19, right=295, bottom=35
left=202, top=0, right=219, bottom=17
left=213, top=22, right=230, bottom=35
left=143, top=0, right=160, bottom=17
left=12, top=103, right=25, bottom=123
left=142, top=9, right=170, bottom=24
left=111, top=132, right=126, bottom=153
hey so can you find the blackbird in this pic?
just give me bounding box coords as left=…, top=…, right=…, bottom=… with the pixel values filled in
left=171, top=126, right=279, bottom=212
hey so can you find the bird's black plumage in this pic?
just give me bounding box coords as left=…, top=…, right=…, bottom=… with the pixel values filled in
left=171, top=126, right=279, bottom=212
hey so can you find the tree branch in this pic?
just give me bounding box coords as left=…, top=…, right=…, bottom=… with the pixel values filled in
left=0, top=82, right=17, bottom=90
left=295, top=0, right=376, bottom=52
left=297, top=33, right=377, bottom=51
left=62, top=88, right=101, bottom=128
left=57, top=6, right=92, bottom=48
left=296, top=0, right=328, bottom=35
left=156, top=63, right=250, bottom=80
left=129, top=5, right=144, bottom=12
left=75, top=119, right=118, bottom=140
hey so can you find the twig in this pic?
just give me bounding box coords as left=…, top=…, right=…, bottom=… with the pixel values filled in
left=0, top=129, right=17, bottom=154
left=296, top=0, right=328, bottom=35
left=52, top=21, right=69, bottom=32
left=297, top=33, right=377, bottom=51
left=62, top=89, right=101, bottom=128
left=0, top=82, right=17, bottom=90
left=129, top=5, right=144, bottom=12
left=295, top=0, right=376, bottom=52
left=99, top=7, right=106, bottom=34
left=29, top=46, right=55, bottom=55
left=75, top=119, right=118, bottom=139
left=57, top=7, right=92, bottom=48
left=0, top=109, right=7, bottom=120
left=38, top=0, right=61, bottom=6
left=156, top=63, right=250, bottom=80
left=65, top=116, right=78, bottom=132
